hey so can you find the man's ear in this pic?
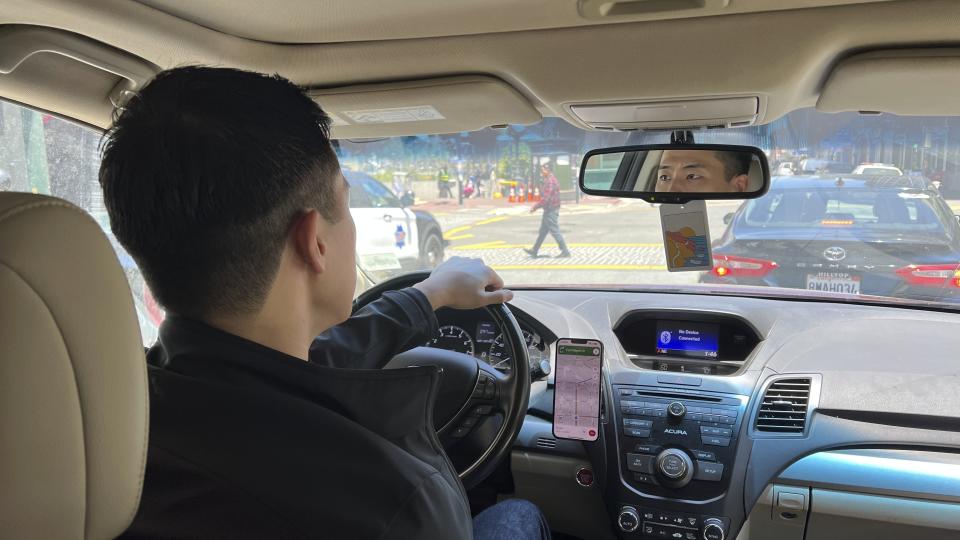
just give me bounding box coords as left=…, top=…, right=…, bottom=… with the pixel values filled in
left=291, top=209, right=325, bottom=274
left=731, top=174, right=749, bottom=192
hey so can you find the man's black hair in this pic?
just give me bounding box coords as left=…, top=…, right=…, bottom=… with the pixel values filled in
left=715, top=151, right=754, bottom=181
left=100, top=66, right=342, bottom=319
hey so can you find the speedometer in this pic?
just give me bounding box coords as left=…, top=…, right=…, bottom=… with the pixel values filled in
left=487, top=329, right=549, bottom=375
left=427, top=325, right=475, bottom=356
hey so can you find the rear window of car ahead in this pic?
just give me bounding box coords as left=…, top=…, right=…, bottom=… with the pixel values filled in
left=743, top=189, right=951, bottom=234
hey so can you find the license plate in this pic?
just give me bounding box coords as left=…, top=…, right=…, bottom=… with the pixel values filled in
left=806, top=272, right=861, bottom=294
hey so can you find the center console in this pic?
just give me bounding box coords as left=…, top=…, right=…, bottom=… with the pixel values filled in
left=609, top=385, right=745, bottom=539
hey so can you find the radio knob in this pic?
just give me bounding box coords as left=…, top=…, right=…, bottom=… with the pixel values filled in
left=667, top=401, right=686, bottom=421
left=702, top=518, right=725, bottom=540
left=617, top=506, right=640, bottom=533
left=655, top=448, right=694, bottom=487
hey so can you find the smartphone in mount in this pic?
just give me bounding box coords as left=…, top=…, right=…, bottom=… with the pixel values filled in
left=552, top=338, right=603, bottom=441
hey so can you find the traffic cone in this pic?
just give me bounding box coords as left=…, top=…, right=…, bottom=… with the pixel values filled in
left=534, top=187, right=541, bottom=201
left=517, top=186, right=525, bottom=203
left=508, top=187, right=516, bottom=203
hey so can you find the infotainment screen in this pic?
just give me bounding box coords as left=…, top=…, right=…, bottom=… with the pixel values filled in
left=655, top=320, right=720, bottom=359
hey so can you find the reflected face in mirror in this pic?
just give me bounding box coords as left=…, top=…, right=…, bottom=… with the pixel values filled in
left=655, top=150, right=750, bottom=193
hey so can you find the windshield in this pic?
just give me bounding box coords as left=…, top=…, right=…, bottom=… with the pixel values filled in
left=339, top=107, right=960, bottom=307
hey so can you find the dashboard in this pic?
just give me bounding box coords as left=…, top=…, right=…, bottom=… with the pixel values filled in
left=458, top=288, right=960, bottom=540
left=425, top=306, right=555, bottom=379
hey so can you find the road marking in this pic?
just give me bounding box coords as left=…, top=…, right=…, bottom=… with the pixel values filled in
left=445, top=233, right=474, bottom=240
left=474, top=216, right=511, bottom=225
left=491, top=264, right=667, bottom=271
left=454, top=242, right=660, bottom=250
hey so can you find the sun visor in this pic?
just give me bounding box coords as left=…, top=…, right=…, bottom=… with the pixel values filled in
left=310, top=76, right=541, bottom=139
left=568, top=97, right=760, bottom=130
left=0, top=25, right=157, bottom=128
left=818, top=49, right=960, bottom=115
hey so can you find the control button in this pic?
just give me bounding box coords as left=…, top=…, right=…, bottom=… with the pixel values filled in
left=694, top=461, right=724, bottom=481
left=643, top=523, right=656, bottom=536
left=653, top=409, right=667, bottom=418
left=702, top=518, right=725, bottom=540
left=700, top=426, right=732, bottom=437
left=658, top=453, right=687, bottom=478
left=667, top=530, right=685, bottom=539
left=642, top=510, right=656, bottom=521
left=655, top=512, right=673, bottom=524
left=624, top=418, right=653, bottom=428
left=617, top=507, right=640, bottom=533
left=702, top=436, right=731, bottom=447
left=451, top=425, right=471, bottom=438
left=692, top=449, right=716, bottom=461
left=704, top=414, right=719, bottom=423
left=688, top=412, right=703, bottom=421
left=575, top=467, right=594, bottom=487
left=626, top=453, right=655, bottom=474
left=625, top=428, right=651, bottom=438
left=619, top=389, right=634, bottom=396
left=685, top=531, right=698, bottom=540
left=670, top=515, right=686, bottom=527
left=483, top=383, right=495, bottom=399
left=711, top=407, right=728, bottom=416
left=635, top=444, right=662, bottom=454
left=667, top=401, right=687, bottom=420
left=473, top=404, right=493, bottom=415
left=718, top=415, right=735, bottom=425
left=684, top=515, right=701, bottom=528
left=640, top=408, right=654, bottom=416
left=461, top=416, right=478, bottom=427
left=633, top=473, right=658, bottom=485
left=720, top=408, right=738, bottom=417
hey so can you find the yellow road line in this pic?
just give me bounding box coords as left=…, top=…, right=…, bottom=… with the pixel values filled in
left=491, top=264, right=667, bottom=271
left=454, top=242, right=660, bottom=250
left=443, top=225, right=474, bottom=238
left=445, top=233, right=475, bottom=240
left=474, top=216, right=511, bottom=225
left=453, top=240, right=508, bottom=249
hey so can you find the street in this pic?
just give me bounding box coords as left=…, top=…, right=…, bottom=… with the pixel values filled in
left=416, top=197, right=744, bottom=286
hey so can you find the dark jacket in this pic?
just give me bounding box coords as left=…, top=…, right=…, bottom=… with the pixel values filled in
left=122, top=288, right=472, bottom=540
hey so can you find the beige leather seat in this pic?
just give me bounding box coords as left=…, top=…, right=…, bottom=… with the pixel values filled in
left=0, top=193, right=148, bottom=539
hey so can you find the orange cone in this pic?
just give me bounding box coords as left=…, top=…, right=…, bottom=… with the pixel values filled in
left=517, top=186, right=525, bottom=203
left=508, top=187, right=516, bottom=203
left=534, top=187, right=541, bottom=201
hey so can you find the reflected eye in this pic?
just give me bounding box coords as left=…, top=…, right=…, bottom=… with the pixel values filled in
left=658, top=175, right=670, bottom=182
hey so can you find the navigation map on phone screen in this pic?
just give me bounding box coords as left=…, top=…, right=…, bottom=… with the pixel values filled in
left=553, top=339, right=602, bottom=441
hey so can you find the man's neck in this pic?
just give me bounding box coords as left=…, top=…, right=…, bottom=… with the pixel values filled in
left=204, top=312, right=313, bottom=361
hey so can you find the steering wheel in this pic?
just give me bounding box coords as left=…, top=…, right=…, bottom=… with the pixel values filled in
left=353, top=271, right=530, bottom=489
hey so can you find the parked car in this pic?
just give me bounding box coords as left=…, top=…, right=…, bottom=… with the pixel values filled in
left=852, top=162, right=903, bottom=176
left=344, top=170, right=446, bottom=274
left=704, top=175, right=960, bottom=302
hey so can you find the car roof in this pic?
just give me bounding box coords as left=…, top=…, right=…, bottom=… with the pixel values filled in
left=768, top=175, right=934, bottom=191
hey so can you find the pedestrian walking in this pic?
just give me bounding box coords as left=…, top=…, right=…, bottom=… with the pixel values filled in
left=524, top=163, right=570, bottom=258
left=437, top=166, right=453, bottom=199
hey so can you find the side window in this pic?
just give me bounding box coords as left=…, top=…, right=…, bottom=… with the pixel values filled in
left=0, top=99, right=160, bottom=345
left=347, top=178, right=372, bottom=208
left=361, top=177, right=401, bottom=208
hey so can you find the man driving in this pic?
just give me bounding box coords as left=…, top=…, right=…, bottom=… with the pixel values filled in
left=101, top=66, right=549, bottom=540
left=655, top=149, right=752, bottom=193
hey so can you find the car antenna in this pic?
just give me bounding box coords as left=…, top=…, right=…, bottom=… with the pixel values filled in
left=670, top=130, right=695, bottom=145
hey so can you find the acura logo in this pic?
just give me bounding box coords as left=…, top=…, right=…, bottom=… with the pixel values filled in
left=823, top=246, right=846, bottom=261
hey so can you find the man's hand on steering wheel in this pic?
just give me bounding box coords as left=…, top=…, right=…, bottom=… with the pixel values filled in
left=413, top=257, right=514, bottom=310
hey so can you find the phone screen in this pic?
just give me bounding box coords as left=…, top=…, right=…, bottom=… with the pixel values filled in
left=553, top=339, right=603, bottom=441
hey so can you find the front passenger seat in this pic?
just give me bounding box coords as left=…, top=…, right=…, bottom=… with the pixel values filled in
left=0, top=193, right=148, bottom=539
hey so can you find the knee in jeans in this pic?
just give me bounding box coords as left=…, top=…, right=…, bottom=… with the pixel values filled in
left=504, top=499, right=547, bottom=524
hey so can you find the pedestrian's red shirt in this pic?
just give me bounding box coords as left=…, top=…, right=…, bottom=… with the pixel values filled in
left=534, top=174, right=561, bottom=210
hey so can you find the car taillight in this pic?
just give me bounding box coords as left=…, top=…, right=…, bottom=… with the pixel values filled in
left=711, top=255, right=779, bottom=278
left=895, top=264, right=960, bottom=287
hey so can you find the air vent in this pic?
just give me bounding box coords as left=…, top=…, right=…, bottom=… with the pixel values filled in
left=755, top=378, right=811, bottom=433
left=536, top=437, right=558, bottom=449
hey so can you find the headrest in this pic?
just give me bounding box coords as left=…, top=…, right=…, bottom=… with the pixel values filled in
left=0, top=192, right=147, bottom=539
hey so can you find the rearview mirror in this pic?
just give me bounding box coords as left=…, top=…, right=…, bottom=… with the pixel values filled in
left=579, top=144, right=770, bottom=204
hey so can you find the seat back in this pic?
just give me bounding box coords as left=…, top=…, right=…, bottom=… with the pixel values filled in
left=0, top=192, right=148, bottom=539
